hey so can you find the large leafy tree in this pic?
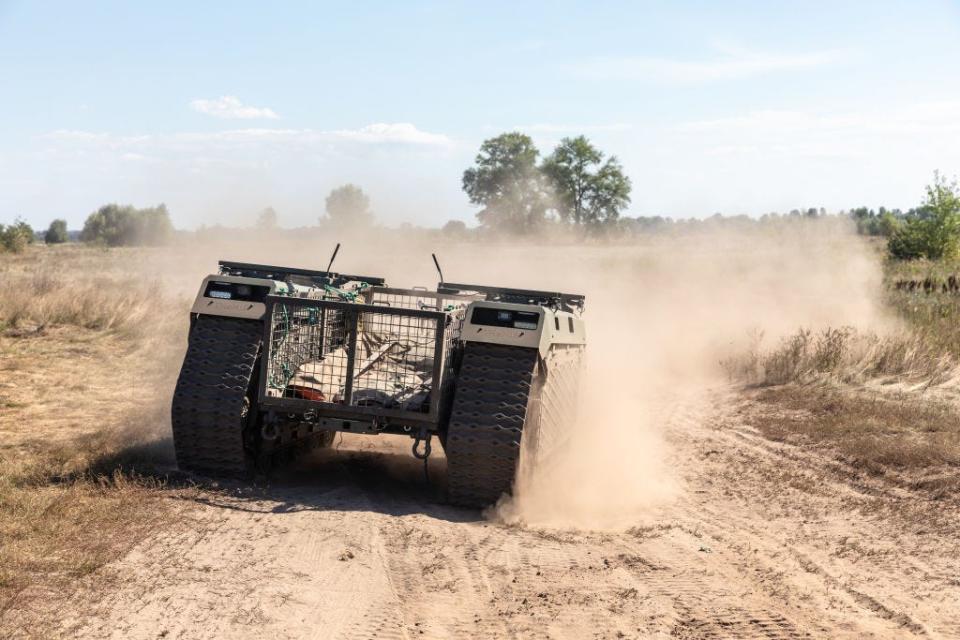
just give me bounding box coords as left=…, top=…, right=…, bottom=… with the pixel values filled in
left=889, top=172, right=960, bottom=260
left=541, top=136, right=631, bottom=227
left=462, top=132, right=551, bottom=234
left=324, top=184, right=373, bottom=227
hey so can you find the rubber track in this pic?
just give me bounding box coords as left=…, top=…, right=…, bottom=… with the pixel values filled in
left=522, top=345, right=584, bottom=475
left=443, top=342, right=539, bottom=507
left=171, top=316, right=262, bottom=477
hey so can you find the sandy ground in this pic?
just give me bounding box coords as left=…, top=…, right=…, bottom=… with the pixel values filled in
left=49, top=393, right=960, bottom=640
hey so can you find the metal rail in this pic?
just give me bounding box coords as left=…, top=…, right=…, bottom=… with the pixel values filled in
left=437, top=281, right=585, bottom=312
left=219, top=260, right=386, bottom=287
left=363, top=286, right=483, bottom=310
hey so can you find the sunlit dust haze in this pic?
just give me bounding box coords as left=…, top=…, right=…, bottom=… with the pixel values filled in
left=484, top=221, right=888, bottom=530
left=137, top=218, right=890, bottom=530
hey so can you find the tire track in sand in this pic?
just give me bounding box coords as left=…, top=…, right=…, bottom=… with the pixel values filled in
left=50, top=392, right=960, bottom=639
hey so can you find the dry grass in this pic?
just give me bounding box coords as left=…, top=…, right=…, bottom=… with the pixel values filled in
left=747, top=386, right=960, bottom=494
left=722, top=258, right=960, bottom=388
left=0, top=457, right=169, bottom=617
left=0, top=245, right=192, bottom=634
left=884, top=259, right=960, bottom=361
left=722, top=327, right=956, bottom=387
left=0, top=392, right=179, bottom=631
left=0, top=245, right=184, bottom=336
left=723, top=257, right=960, bottom=495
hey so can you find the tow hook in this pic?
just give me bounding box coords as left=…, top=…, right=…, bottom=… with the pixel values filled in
left=412, top=427, right=432, bottom=460
left=412, top=427, right=433, bottom=483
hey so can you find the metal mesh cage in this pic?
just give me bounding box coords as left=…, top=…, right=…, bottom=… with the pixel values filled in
left=262, top=295, right=463, bottom=422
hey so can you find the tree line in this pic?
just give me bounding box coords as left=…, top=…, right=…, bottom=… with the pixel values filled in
left=0, top=184, right=374, bottom=253
left=0, top=204, right=176, bottom=253
left=3, top=129, right=960, bottom=260
left=743, top=173, right=960, bottom=260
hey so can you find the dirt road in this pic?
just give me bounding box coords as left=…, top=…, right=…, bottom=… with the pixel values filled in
left=60, top=393, right=960, bottom=639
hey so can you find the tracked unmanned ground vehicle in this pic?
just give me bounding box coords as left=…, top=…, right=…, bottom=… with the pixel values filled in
left=171, top=256, right=585, bottom=507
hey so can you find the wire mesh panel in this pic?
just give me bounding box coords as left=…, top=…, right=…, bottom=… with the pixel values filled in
left=265, top=302, right=350, bottom=402
left=352, top=310, right=439, bottom=411
left=266, top=304, right=347, bottom=399
left=262, top=296, right=461, bottom=423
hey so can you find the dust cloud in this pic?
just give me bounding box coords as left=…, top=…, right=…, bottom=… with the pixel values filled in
left=144, top=219, right=888, bottom=530
left=481, top=220, right=889, bottom=530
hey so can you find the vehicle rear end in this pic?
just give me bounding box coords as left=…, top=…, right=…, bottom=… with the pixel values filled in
left=171, top=261, right=587, bottom=509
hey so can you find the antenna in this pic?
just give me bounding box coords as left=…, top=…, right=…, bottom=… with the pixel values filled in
left=326, top=243, right=341, bottom=273
left=431, top=253, right=445, bottom=284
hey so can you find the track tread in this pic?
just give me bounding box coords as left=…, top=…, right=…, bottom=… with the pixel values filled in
left=171, top=315, right=262, bottom=477
left=443, top=343, right=539, bottom=507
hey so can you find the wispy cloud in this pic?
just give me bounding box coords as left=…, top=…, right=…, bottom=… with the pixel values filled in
left=680, top=102, right=960, bottom=136
left=190, top=96, right=279, bottom=119
left=44, top=122, right=452, bottom=148
left=510, top=123, right=633, bottom=134
left=572, top=46, right=845, bottom=84
left=329, top=123, right=451, bottom=145
left=676, top=101, right=960, bottom=159
left=43, top=129, right=153, bottom=149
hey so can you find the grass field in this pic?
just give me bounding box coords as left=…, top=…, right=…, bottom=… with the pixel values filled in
left=3, top=238, right=960, bottom=634
left=0, top=245, right=191, bottom=628
left=885, top=258, right=960, bottom=360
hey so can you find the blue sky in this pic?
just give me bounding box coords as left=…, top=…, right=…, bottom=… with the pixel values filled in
left=2, top=0, right=960, bottom=229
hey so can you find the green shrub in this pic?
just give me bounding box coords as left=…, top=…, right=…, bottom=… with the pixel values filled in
left=44, top=219, right=68, bottom=244
left=0, top=219, right=35, bottom=253
left=888, top=173, right=960, bottom=260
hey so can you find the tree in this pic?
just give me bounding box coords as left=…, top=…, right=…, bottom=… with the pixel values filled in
left=877, top=211, right=901, bottom=237
left=256, top=207, right=278, bottom=230
left=81, top=204, right=130, bottom=245
left=441, top=219, right=468, bottom=238
left=81, top=203, right=174, bottom=246
left=462, top=132, right=551, bottom=234
left=849, top=206, right=904, bottom=236
left=889, top=172, right=960, bottom=260
left=0, top=219, right=35, bottom=253
left=324, top=184, right=373, bottom=227
left=135, top=204, right=174, bottom=245
left=541, top=136, right=632, bottom=227
left=44, top=219, right=68, bottom=244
